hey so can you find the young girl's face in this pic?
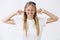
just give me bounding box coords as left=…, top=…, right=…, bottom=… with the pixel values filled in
left=25, top=4, right=36, bottom=19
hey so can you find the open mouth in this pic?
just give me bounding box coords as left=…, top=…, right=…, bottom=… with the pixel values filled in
left=29, top=14, right=33, bottom=16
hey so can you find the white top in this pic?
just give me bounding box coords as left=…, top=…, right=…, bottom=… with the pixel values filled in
left=12, top=15, right=47, bottom=40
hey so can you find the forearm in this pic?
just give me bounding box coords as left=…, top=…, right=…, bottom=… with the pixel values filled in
left=3, top=13, right=17, bottom=22
left=3, top=10, right=24, bottom=22
left=44, top=10, right=58, bottom=20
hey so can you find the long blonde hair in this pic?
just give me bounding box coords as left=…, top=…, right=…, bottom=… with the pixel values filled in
left=23, top=1, right=40, bottom=36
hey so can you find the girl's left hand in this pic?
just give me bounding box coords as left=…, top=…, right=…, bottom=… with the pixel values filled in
left=37, top=8, right=45, bottom=14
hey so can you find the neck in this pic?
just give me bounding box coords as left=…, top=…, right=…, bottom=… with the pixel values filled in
left=27, top=17, right=33, bottom=20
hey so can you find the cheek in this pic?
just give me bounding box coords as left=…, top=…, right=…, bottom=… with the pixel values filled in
left=32, top=11, right=35, bottom=15
left=25, top=11, right=28, bottom=15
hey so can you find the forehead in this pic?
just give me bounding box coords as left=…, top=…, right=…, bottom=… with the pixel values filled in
left=26, top=4, right=35, bottom=9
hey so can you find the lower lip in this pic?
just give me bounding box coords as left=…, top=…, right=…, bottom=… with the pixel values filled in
left=29, top=14, right=32, bottom=16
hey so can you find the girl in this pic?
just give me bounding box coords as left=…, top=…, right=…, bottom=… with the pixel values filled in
left=2, top=1, right=58, bottom=40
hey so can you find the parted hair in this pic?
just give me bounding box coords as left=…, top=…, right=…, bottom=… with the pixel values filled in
left=23, top=1, right=40, bottom=36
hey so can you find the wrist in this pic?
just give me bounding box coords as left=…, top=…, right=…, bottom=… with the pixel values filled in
left=13, top=12, right=18, bottom=16
left=44, top=10, right=48, bottom=14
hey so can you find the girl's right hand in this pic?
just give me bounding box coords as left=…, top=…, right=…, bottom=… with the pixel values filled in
left=16, top=10, right=24, bottom=15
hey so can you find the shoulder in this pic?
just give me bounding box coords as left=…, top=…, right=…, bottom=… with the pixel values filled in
left=11, top=15, right=24, bottom=25
left=38, top=17, right=47, bottom=22
left=11, top=14, right=24, bottom=23
left=12, top=14, right=24, bottom=20
left=37, top=17, right=47, bottom=27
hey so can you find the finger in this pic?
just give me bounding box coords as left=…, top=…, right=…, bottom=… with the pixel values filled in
left=17, top=10, right=23, bottom=13
left=37, top=10, right=39, bottom=13
left=21, top=11, right=24, bottom=13
left=37, top=9, right=42, bottom=13
left=39, top=8, right=42, bottom=12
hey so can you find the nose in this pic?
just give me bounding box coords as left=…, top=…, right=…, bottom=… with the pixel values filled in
left=28, top=10, right=32, bottom=13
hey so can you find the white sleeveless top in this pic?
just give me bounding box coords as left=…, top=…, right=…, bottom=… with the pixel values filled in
left=13, top=15, right=47, bottom=40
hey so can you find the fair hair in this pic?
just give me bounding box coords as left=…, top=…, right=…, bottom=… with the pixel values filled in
left=23, top=1, right=40, bottom=36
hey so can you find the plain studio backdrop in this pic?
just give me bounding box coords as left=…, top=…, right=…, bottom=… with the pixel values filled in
left=0, top=0, right=60, bottom=40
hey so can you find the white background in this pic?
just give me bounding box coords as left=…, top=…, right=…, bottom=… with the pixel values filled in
left=0, top=0, right=60, bottom=40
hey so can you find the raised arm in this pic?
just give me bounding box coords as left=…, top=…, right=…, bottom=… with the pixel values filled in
left=37, top=8, right=59, bottom=24
left=2, top=10, right=24, bottom=25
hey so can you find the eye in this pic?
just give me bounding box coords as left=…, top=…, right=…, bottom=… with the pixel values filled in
left=27, top=9, right=29, bottom=11
left=31, top=9, right=34, bottom=11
